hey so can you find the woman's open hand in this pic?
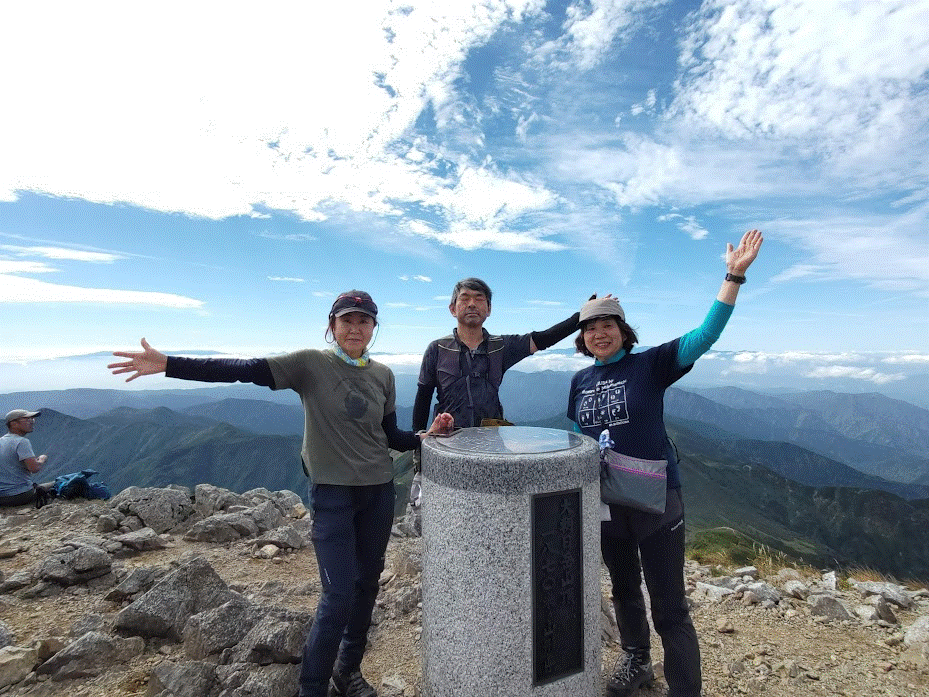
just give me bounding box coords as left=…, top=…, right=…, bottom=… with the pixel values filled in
left=108, top=338, right=168, bottom=382
left=726, top=229, right=763, bottom=275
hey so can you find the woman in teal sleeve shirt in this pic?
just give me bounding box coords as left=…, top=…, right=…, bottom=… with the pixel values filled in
left=567, top=230, right=763, bottom=697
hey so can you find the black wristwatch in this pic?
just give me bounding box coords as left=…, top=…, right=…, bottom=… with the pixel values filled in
left=725, top=273, right=746, bottom=284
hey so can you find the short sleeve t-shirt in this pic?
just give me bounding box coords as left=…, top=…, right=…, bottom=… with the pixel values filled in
left=0, top=433, right=36, bottom=497
left=267, top=349, right=396, bottom=486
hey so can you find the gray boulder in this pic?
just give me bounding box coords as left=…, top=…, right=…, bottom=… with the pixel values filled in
left=0, top=646, right=38, bottom=690
left=228, top=609, right=312, bottom=665
left=0, top=569, right=34, bottom=594
left=216, top=663, right=300, bottom=697
left=255, top=525, right=306, bottom=550
left=183, top=596, right=266, bottom=659
left=905, top=615, right=929, bottom=646
left=184, top=513, right=260, bottom=543
left=246, top=501, right=284, bottom=533
left=0, top=621, right=13, bottom=649
left=104, top=565, right=170, bottom=602
left=114, top=527, right=168, bottom=552
left=114, top=556, right=236, bottom=640
left=194, top=484, right=247, bottom=518
left=852, top=580, right=914, bottom=609
left=809, top=593, right=853, bottom=620
left=36, top=631, right=144, bottom=681
left=109, top=487, right=195, bottom=533
left=36, top=542, right=112, bottom=586
left=148, top=659, right=220, bottom=697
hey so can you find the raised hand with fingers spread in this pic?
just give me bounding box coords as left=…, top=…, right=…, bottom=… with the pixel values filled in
left=108, top=338, right=168, bottom=382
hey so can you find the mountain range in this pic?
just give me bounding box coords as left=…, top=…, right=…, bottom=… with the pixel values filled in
left=5, top=374, right=928, bottom=578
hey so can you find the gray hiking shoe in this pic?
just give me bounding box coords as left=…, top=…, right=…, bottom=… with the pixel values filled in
left=329, top=669, right=377, bottom=697
left=606, top=648, right=654, bottom=697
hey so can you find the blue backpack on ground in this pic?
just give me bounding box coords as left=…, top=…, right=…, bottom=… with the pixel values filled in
left=52, top=469, right=112, bottom=500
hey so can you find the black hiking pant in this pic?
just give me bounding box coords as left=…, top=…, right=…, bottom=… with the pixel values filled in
left=601, top=488, right=701, bottom=697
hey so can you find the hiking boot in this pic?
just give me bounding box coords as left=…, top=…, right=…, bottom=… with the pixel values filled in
left=606, top=648, right=654, bottom=697
left=329, top=669, right=377, bottom=697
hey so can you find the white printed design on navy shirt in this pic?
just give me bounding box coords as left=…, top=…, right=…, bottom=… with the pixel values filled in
left=578, top=379, right=629, bottom=427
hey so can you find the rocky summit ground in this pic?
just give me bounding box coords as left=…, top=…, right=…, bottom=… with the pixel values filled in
left=1, top=493, right=928, bottom=697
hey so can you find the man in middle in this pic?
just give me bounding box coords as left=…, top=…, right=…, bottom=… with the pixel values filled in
left=412, top=277, right=581, bottom=432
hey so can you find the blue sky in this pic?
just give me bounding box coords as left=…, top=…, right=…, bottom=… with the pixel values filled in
left=1, top=0, right=927, bottom=396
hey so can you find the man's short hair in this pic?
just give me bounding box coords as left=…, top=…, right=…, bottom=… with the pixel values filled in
left=451, top=278, right=492, bottom=307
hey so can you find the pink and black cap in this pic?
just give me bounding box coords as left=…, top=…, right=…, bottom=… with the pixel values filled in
left=330, top=291, right=378, bottom=319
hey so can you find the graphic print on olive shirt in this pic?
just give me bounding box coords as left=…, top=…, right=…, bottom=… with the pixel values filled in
left=577, top=379, right=629, bottom=428
left=336, top=377, right=375, bottom=421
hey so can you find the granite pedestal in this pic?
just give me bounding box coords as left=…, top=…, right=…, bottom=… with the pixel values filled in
left=420, top=426, right=600, bottom=697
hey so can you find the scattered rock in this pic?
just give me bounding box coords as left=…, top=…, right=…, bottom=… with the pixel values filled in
left=35, top=631, right=144, bottom=681
left=114, top=556, right=236, bottom=640
left=109, top=487, right=196, bottom=533
left=904, top=615, right=929, bottom=646
left=808, top=594, right=853, bottom=621
left=0, top=645, right=38, bottom=689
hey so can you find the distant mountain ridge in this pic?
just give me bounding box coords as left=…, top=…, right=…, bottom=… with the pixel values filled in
left=8, top=381, right=929, bottom=578
left=665, top=387, right=929, bottom=488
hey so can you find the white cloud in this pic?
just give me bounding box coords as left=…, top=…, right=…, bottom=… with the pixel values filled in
left=0, top=260, right=58, bottom=274
left=657, top=213, right=708, bottom=240
left=548, top=0, right=668, bottom=70
left=0, top=274, right=203, bottom=308
left=0, top=245, right=123, bottom=262
left=398, top=275, right=432, bottom=283
left=0, top=1, right=565, bottom=253
left=510, top=352, right=589, bottom=372
left=805, top=365, right=905, bottom=385
left=258, top=232, right=317, bottom=242
left=672, top=0, right=929, bottom=189
left=882, top=354, right=929, bottom=365
left=764, top=206, right=929, bottom=293
left=267, top=276, right=304, bottom=283
left=527, top=300, right=565, bottom=306
left=372, top=352, right=428, bottom=371
left=768, top=264, right=830, bottom=283
left=413, top=224, right=565, bottom=252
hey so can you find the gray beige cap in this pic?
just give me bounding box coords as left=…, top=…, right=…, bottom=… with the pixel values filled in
left=5, top=409, right=40, bottom=424
left=578, top=296, right=625, bottom=325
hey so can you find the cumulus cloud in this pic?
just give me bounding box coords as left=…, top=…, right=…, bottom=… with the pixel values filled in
left=414, top=225, right=565, bottom=252
left=547, top=0, right=669, bottom=70
left=0, top=1, right=566, bottom=252
left=399, top=275, right=432, bottom=282
left=672, top=0, right=929, bottom=188
left=0, top=274, right=203, bottom=308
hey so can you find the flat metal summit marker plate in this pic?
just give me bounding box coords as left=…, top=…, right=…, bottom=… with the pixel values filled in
left=431, top=426, right=584, bottom=455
